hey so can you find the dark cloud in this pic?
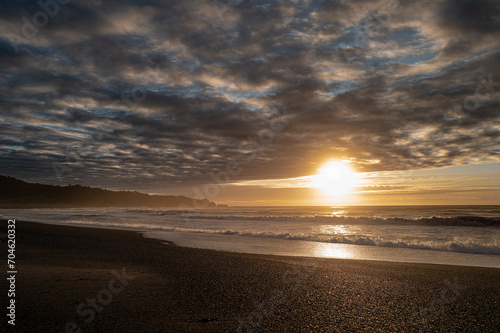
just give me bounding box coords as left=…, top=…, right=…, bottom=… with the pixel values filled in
left=439, top=0, right=500, bottom=33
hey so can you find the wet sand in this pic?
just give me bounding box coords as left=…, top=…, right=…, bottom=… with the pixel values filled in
left=2, top=220, right=499, bottom=332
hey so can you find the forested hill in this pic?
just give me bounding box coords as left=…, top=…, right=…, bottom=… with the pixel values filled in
left=0, top=175, right=217, bottom=208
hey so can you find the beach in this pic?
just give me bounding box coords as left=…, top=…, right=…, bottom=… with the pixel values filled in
left=4, top=220, right=500, bottom=332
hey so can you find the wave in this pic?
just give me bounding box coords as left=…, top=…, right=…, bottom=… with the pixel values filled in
left=417, top=216, right=500, bottom=227
left=121, top=207, right=500, bottom=227
left=137, top=226, right=500, bottom=255
left=125, top=209, right=193, bottom=215
left=198, top=230, right=500, bottom=255
left=159, top=213, right=500, bottom=227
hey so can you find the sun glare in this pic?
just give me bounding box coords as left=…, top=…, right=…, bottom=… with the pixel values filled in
left=316, top=161, right=358, bottom=197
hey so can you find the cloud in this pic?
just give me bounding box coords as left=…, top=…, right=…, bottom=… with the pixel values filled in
left=0, top=0, right=499, bottom=192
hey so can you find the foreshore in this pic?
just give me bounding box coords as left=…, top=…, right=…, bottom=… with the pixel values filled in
left=3, top=220, right=499, bottom=332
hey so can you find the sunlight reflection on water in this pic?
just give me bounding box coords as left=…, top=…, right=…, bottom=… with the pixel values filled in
left=315, top=243, right=355, bottom=259
left=317, top=224, right=352, bottom=235
left=328, top=210, right=346, bottom=217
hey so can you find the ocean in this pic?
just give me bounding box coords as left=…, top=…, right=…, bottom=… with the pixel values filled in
left=2, top=205, right=499, bottom=268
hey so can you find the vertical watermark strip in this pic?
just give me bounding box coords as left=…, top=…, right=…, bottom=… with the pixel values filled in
left=6, top=219, right=17, bottom=326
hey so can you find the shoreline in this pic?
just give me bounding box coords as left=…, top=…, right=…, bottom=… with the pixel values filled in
left=143, top=230, right=500, bottom=269
left=7, top=219, right=500, bottom=269
left=3, top=220, right=500, bottom=332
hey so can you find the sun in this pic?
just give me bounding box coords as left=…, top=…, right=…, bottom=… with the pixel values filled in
left=316, top=161, right=358, bottom=197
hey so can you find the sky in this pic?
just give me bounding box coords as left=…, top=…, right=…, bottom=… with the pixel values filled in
left=0, top=0, right=499, bottom=206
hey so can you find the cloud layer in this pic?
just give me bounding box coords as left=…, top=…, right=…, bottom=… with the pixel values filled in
left=1, top=0, right=499, bottom=191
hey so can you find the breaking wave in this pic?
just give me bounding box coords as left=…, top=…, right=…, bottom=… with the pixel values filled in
left=126, top=209, right=500, bottom=227
left=204, top=230, right=500, bottom=255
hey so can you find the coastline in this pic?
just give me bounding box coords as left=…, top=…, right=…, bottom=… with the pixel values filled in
left=3, top=220, right=500, bottom=332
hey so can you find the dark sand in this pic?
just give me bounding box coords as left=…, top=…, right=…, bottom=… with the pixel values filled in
left=2, top=221, right=499, bottom=332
